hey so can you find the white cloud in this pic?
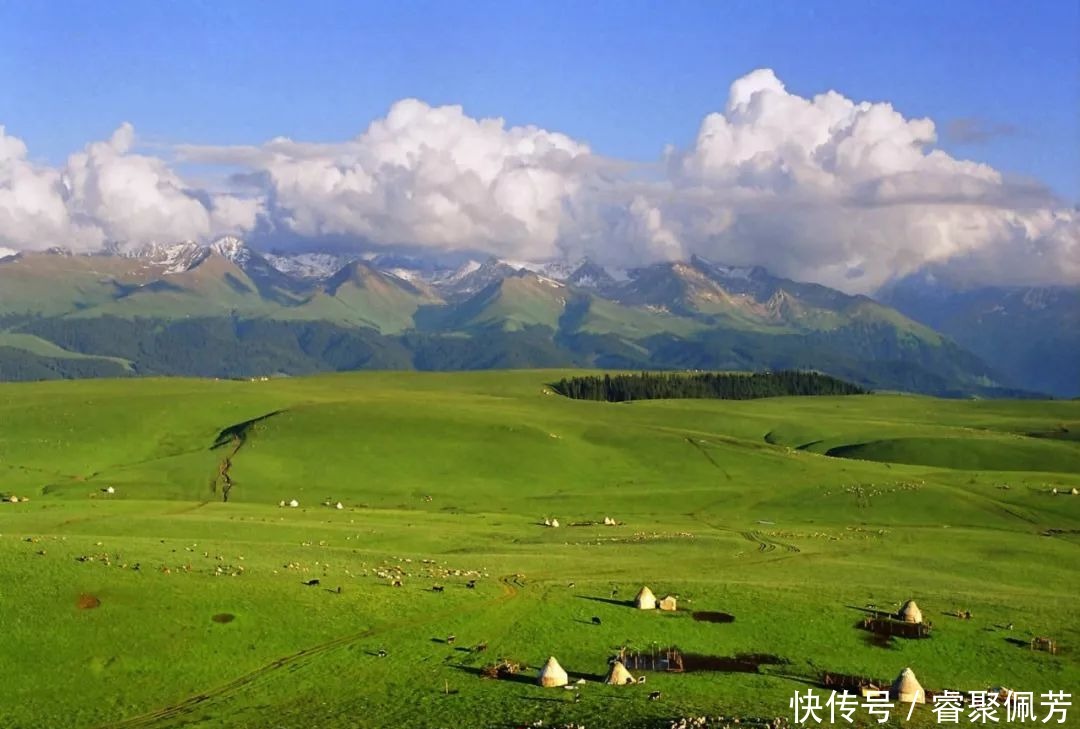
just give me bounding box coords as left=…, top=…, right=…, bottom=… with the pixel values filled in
left=180, top=99, right=590, bottom=260
left=0, top=123, right=261, bottom=251
left=0, top=126, right=102, bottom=250
left=1, top=71, right=1077, bottom=291
left=63, top=123, right=263, bottom=246
left=649, top=69, right=1077, bottom=291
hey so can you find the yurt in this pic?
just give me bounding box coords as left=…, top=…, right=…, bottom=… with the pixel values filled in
left=891, top=667, right=926, bottom=704
left=898, top=600, right=923, bottom=624
left=605, top=660, right=635, bottom=685
left=635, top=586, right=657, bottom=610
left=658, top=595, right=678, bottom=611
left=537, top=656, right=569, bottom=687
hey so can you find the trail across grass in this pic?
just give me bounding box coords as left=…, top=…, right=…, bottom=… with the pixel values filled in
left=0, top=371, right=1077, bottom=728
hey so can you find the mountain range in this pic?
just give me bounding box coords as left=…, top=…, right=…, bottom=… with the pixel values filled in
left=0, top=238, right=1073, bottom=397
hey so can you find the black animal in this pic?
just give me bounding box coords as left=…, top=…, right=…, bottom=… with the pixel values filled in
left=591, top=616, right=602, bottom=625
left=466, top=580, right=476, bottom=589
left=432, top=585, right=445, bottom=592
left=376, top=649, right=387, bottom=658
left=303, top=579, right=320, bottom=586
left=473, top=642, right=488, bottom=653
left=648, top=691, right=662, bottom=701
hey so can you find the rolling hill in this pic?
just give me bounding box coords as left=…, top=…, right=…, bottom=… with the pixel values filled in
left=0, top=371, right=1077, bottom=728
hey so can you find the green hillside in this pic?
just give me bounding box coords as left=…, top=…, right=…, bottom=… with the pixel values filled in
left=0, top=250, right=1039, bottom=396
left=0, top=371, right=1077, bottom=728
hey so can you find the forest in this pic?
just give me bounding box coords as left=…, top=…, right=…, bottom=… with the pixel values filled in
left=550, top=370, right=869, bottom=402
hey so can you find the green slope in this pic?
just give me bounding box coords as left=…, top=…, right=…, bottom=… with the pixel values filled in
left=0, top=373, right=1076, bottom=729
left=279, top=262, right=441, bottom=333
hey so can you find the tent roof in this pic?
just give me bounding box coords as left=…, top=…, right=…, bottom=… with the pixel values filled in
left=892, top=667, right=925, bottom=702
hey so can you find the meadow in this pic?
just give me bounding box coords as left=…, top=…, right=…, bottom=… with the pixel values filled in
left=0, top=371, right=1077, bottom=728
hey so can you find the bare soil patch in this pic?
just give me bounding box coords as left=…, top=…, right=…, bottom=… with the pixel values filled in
left=77, top=593, right=100, bottom=610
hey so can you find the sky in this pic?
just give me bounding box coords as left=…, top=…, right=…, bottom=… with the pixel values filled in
left=1, top=0, right=1078, bottom=292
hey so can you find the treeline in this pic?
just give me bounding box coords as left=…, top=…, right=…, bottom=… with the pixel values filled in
left=550, top=371, right=869, bottom=402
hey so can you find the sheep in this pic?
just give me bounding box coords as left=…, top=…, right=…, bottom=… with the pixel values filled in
left=432, top=585, right=445, bottom=592
left=591, top=616, right=602, bottom=625
left=376, top=648, right=387, bottom=658
left=302, top=579, right=320, bottom=586
left=466, top=580, right=476, bottom=589
left=649, top=691, right=662, bottom=701
left=446, top=635, right=456, bottom=645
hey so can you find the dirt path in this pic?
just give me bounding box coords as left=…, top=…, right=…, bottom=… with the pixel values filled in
left=209, top=410, right=284, bottom=503
left=94, top=576, right=521, bottom=729
left=684, top=437, right=733, bottom=480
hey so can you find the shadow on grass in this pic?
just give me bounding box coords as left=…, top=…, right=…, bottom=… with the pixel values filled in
left=576, top=595, right=633, bottom=608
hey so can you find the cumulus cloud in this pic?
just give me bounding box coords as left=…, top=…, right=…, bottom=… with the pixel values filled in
left=179, top=99, right=590, bottom=260
left=644, top=68, right=1077, bottom=291
left=2, top=70, right=1077, bottom=291
left=0, top=123, right=261, bottom=251
left=0, top=126, right=102, bottom=250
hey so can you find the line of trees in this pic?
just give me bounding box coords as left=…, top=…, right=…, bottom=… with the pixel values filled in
left=551, top=370, right=869, bottom=402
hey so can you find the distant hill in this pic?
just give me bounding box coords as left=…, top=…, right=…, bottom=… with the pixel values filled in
left=0, top=239, right=1042, bottom=397
left=879, top=272, right=1079, bottom=398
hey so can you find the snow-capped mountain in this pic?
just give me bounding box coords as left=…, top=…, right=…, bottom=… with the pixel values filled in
left=0, top=239, right=1040, bottom=396
left=126, top=241, right=209, bottom=273
left=263, top=252, right=359, bottom=280
left=429, top=257, right=525, bottom=299
left=209, top=236, right=254, bottom=267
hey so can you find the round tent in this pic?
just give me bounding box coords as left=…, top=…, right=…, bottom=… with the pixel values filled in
left=898, top=600, right=923, bottom=624
left=635, top=586, right=656, bottom=610
left=605, top=660, right=635, bottom=685
left=891, top=667, right=926, bottom=704
left=537, top=656, right=569, bottom=687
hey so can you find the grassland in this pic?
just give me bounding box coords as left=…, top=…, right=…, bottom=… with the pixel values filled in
left=0, top=371, right=1077, bottom=729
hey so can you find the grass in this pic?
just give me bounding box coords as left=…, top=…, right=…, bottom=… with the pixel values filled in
left=0, top=370, right=1077, bottom=729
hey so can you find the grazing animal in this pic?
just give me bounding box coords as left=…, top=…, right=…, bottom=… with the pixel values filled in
left=446, top=635, right=456, bottom=645
left=432, top=585, right=444, bottom=592
left=649, top=691, right=662, bottom=701
left=567, top=581, right=575, bottom=588
left=303, top=579, right=320, bottom=586
left=591, top=616, right=602, bottom=625
left=466, top=580, right=476, bottom=589
left=376, top=649, right=387, bottom=658
left=474, top=641, right=488, bottom=653
left=391, top=578, right=403, bottom=587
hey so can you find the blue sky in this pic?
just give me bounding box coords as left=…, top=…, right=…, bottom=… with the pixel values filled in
left=2, top=0, right=1078, bottom=200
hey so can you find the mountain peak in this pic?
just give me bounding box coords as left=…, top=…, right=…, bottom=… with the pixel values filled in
left=209, top=236, right=253, bottom=265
